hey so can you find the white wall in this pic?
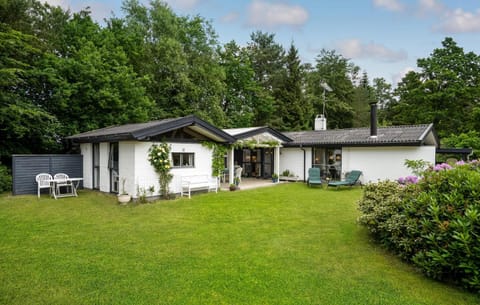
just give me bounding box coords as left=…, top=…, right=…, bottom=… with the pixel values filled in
left=279, top=147, right=311, bottom=181
left=118, top=142, right=136, bottom=195
left=80, top=143, right=92, bottom=188
left=132, top=142, right=213, bottom=198
left=80, top=141, right=214, bottom=197
left=342, top=146, right=436, bottom=183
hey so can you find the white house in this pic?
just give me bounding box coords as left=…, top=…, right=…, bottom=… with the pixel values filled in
left=67, top=115, right=236, bottom=199
left=281, top=123, right=438, bottom=183
left=68, top=109, right=439, bottom=198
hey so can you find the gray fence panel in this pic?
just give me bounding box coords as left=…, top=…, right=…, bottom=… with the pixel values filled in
left=12, top=155, right=83, bottom=195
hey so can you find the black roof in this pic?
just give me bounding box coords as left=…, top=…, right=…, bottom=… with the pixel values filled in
left=283, top=124, right=437, bottom=147
left=67, top=115, right=236, bottom=143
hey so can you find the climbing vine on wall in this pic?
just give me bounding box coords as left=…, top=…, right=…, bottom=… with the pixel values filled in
left=202, top=142, right=228, bottom=177
left=148, top=142, right=173, bottom=198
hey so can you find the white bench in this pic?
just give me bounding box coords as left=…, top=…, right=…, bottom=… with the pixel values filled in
left=279, top=175, right=300, bottom=182
left=181, top=175, right=218, bottom=199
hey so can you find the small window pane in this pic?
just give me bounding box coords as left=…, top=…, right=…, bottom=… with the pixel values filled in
left=184, top=153, right=194, bottom=167
left=172, top=153, right=194, bottom=168
left=172, top=153, right=181, bottom=167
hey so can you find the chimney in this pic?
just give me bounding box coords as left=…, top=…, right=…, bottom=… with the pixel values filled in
left=314, top=114, right=327, bottom=131
left=370, top=103, right=377, bottom=138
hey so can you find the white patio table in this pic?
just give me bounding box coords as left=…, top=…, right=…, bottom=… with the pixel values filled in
left=49, top=177, right=83, bottom=199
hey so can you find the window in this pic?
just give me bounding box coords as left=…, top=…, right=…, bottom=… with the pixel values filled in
left=312, top=147, right=342, bottom=179
left=172, top=153, right=195, bottom=168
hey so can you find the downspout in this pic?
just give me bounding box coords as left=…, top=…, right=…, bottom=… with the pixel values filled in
left=300, top=145, right=306, bottom=182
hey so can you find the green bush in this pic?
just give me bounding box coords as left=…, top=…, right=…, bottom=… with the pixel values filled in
left=358, top=161, right=480, bottom=292
left=358, top=180, right=421, bottom=260
left=0, top=165, right=12, bottom=193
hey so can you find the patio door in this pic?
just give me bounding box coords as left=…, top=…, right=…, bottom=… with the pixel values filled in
left=263, top=148, right=273, bottom=178
left=108, top=142, right=119, bottom=193
left=92, top=143, right=100, bottom=189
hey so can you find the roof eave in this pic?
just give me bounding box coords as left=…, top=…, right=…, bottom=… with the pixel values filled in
left=233, top=126, right=293, bottom=142
left=67, top=133, right=135, bottom=143
left=283, top=141, right=423, bottom=147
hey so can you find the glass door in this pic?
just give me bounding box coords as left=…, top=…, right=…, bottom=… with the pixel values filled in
left=263, top=148, right=273, bottom=178
left=92, top=143, right=100, bottom=189
left=108, top=142, right=119, bottom=193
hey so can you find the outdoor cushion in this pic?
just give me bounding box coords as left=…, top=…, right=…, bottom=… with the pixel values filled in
left=307, top=167, right=322, bottom=187
left=328, top=170, right=362, bottom=188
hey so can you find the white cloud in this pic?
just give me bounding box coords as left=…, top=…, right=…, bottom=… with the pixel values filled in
left=372, top=0, right=404, bottom=12
left=42, top=0, right=69, bottom=8
left=335, top=39, right=408, bottom=63
left=247, top=0, right=308, bottom=28
left=164, top=0, right=201, bottom=10
left=41, top=0, right=115, bottom=21
left=392, top=66, right=416, bottom=86
left=436, top=8, right=480, bottom=33
left=418, top=0, right=444, bottom=13
left=415, top=1, right=480, bottom=33
left=221, top=12, right=240, bottom=23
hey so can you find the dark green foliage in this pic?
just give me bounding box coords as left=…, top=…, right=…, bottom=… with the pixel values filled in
left=384, top=38, right=480, bottom=138
left=0, top=24, right=63, bottom=156
left=441, top=131, right=480, bottom=159
left=219, top=41, right=258, bottom=127
left=306, top=49, right=356, bottom=129
left=0, top=164, right=12, bottom=192
left=358, top=180, right=418, bottom=258
left=275, top=43, right=311, bottom=131
left=359, top=163, right=480, bottom=291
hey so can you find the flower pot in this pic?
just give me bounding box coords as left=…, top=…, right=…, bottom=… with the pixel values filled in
left=117, top=194, right=131, bottom=204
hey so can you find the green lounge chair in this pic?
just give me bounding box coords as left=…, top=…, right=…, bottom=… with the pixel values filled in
left=328, top=170, right=362, bottom=188
left=307, top=168, right=322, bottom=187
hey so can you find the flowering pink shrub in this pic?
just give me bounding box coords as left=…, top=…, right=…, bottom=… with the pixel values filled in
left=360, top=159, right=480, bottom=292
left=397, top=175, right=418, bottom=185
left=433, top=162, right=452, bottom=171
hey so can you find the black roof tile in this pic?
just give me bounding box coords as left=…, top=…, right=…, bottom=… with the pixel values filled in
left=283, top=124, right=436, bottom=147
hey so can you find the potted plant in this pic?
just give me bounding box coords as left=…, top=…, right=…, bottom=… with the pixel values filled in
left=229, top=184, right=237, bottom=191
left=272, top=173, right=279, bottom=183
left=117, top=177, right=131, bottom=204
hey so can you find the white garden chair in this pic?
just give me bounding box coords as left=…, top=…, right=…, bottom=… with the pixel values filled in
left=35, top=173, right=53, bottom=198
left=53, top=173, right=75, bottom=197
left=234, top=166, right=243, bottom=183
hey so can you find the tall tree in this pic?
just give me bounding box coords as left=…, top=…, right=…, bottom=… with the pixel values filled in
left=275, top=43, right=311, bottom=130
left=33, top=9, right=154, bottom=135
left=386, top=37, right=480, bottom=137
left=351, top=71, right=374, bottom=127
left=219, top=41, right=260, bottom=128
left=306, top=49, right=356, bottom=129
left=0, top=24, right=62, bottom=159
left=246, top=31, right=284, bottom=126
left=372, top=77, right=394, bottom=125
left=114, top=0, right=226, bottom=125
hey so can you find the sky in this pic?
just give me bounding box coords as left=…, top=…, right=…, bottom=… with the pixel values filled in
left=44, top=0, right=480, bottom=86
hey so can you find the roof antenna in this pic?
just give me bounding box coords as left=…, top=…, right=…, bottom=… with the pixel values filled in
left=320, top=82, right=332, bottom=116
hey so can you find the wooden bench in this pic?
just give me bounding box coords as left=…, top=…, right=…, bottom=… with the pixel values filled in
left=181, top=175, right=218, bottom=199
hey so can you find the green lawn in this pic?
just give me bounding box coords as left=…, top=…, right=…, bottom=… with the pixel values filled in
left=0, top=184, right=478, bottom=305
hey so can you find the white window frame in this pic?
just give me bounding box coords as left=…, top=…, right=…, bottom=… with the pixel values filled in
left=172, top=152, right=195, bottom=168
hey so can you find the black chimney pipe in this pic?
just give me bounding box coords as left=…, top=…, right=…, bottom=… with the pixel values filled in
left=370, top=102, right=377, bottom=138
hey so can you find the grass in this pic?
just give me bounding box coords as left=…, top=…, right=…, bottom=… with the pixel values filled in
left=0, top=184, right=479, bottom=305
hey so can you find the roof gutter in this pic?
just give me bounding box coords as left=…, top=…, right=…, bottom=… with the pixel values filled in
left=300, top=145, right=306, bottom=182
